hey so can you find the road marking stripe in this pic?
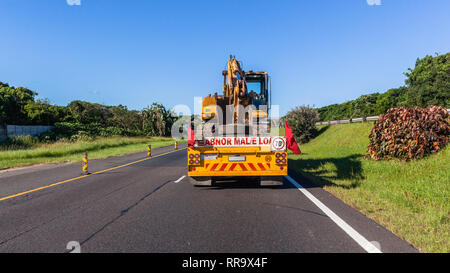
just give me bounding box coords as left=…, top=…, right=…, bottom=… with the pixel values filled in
left=285, top=175, right=382, bottom=253
left=174, top=175, right=186, bottom=183
left=0, top=148, right=187, bottom=203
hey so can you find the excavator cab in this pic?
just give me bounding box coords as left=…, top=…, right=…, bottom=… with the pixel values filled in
left=245, top=71, right=270, bottom=119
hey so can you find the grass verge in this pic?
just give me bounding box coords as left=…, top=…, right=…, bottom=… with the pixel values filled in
left=289, top=122, right=449, bottom=253
left=0, top=136, right=184, bottom=170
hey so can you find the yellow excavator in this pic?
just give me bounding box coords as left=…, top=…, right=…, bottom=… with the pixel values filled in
left=202, top=55, right=269, bottom=125
left=187, top=56, right=287, bottom=186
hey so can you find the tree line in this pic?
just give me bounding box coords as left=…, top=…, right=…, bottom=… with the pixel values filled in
left=317, top=53, right=450, bottom=121
left=0, top=82, right=176, bottom=140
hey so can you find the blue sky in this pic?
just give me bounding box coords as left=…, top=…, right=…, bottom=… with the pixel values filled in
left=1, top=0, right=449, bottom=115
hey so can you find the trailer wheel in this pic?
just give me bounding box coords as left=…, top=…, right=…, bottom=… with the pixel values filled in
left=189, top=176, right=213, bottom=186
left=260, top=176, right=284, bottom=186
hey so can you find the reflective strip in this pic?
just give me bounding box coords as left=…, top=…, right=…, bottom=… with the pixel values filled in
left=238, top=163, right=247, bottom=171
left=219, top=163, right=228, bottom=171
left=257, top=163, right=266, bottom=170
left=248, top=163, right=257, bottom=171
left=200, top=162, right=272, bottom=171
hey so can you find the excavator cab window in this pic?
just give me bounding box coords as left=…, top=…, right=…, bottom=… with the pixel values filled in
left=245, top=73, right=269, bottom=109
left=247, top=82, right=262, bottom=96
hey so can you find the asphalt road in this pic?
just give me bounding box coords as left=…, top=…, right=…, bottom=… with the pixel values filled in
left=0, top=144, right=417, bottom=253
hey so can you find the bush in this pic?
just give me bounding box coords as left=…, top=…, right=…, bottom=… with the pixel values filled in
left=284, top=106, right=320, bottom=143
left=39, top=122, right=142, bottom=142
left=0, top=135, right=39, bottom=150
left=367, top=106, right=449, bottom=160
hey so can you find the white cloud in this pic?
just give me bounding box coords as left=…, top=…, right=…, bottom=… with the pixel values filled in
left=67, top=0, right=81, bottom=6
left=367, top=0, right=381, bottom=5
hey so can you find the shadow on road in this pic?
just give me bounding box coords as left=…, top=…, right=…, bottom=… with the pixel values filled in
left=262, top=202, right=328, bottom=218
left=202, top=178, right=297, bottom=190
left=288, top=154, right=364, bottom=189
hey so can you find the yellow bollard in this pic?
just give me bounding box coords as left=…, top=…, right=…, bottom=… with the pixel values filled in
left=174, top=141, right=178, bottom=150
left=147, top=144, right=152, bottom=157
left=82, top=153, right=88, bottom=175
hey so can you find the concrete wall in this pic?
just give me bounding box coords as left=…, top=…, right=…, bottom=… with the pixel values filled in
left=0, top=127, right=5, bottom=142
left=0, top=125, right=53, bottom=142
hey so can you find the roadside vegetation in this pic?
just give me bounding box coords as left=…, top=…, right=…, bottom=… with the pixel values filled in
left=1, top=82, right=178, bottom=139
left=1, top=80, right=186, bottom=169
left=283, top=106, right=320, bottom=144
left=317, top=53, right=450, bottom=121
left=289, top=122, right=449, bottom=253
left=0, top=136, right=183, bottom=170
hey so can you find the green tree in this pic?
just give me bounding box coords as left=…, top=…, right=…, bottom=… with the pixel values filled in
left=142, top=103, right=176, bottom=137
left=404, top=53, right=450, bottom=107
left=374, top=87, right=408, bottom=114
left=0, top=82, right=36, bottom=125
left=66, top=100, right=112, bottom=125
left=25, top=99, right=64, bottom=125
left=354, top=93, right=379, bottom=118
left=108, top=105, right=141, bottom=131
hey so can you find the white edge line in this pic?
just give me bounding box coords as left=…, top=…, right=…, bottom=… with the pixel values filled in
left=285, top=175, right=382, bottom=253
left=174, top=175, right=186, bottom=183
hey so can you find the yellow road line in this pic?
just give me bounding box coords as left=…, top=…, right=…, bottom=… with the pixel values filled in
left=0, top=148, right=186, bottom=202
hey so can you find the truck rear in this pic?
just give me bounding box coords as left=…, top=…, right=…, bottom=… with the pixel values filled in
left=188, top=136, right=287, bottom=186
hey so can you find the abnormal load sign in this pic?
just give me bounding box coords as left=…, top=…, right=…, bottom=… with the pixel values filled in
left=203, top=136, right=286, bottom=151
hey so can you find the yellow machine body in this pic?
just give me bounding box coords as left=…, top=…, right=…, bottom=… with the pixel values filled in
left=187, top=147, right=287, bottom=177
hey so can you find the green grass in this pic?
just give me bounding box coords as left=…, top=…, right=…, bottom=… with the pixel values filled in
left=0, top=136, right=184, bottom=170
left=289, top=122, right=449, bottom=253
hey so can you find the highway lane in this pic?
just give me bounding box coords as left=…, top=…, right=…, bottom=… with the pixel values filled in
left=0, top=144, right=417, bottom=252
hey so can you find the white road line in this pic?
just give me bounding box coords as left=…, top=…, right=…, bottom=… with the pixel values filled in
left=174, top=175, right=186, bottom=183
left=285, top=175, right=382, bottom=253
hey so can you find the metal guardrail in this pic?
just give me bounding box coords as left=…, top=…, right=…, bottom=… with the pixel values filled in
left=316, top=108, right=450, bottom=126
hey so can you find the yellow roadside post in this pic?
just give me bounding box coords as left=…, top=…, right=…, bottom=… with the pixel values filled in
left=82, top=153, right=88, bottom=175
left=147, top=144, right=152, bottom=157
left=174, top=141, right=178, bottom=150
